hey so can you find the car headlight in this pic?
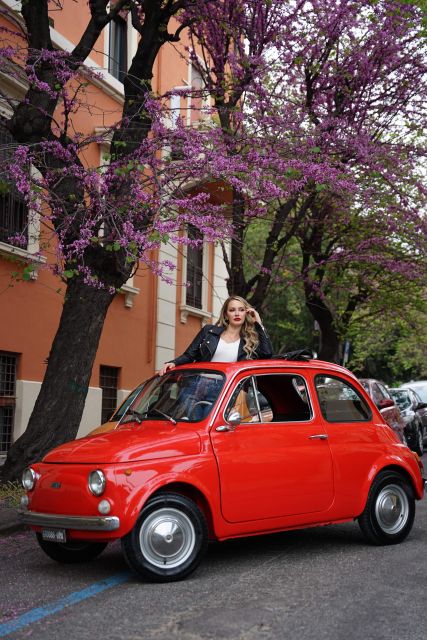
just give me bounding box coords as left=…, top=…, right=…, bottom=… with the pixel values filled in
left=22, top=467, right=37, bottom=491
left=88, top=470, right=106, bottom=496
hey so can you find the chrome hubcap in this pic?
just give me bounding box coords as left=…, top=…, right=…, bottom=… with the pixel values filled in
left=375, top=484, right=409, bottom=534
left=140, top=508, right=196, bottom=568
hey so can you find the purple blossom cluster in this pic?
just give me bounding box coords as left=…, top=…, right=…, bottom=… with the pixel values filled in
left=0, top=0, right=425, bottom=302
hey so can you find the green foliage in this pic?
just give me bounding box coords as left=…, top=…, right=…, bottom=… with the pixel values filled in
left=348, top=304, right=427, bottom=385
left=244, top=224, right=315, bottom=353
left=0, top=480, right=22, bottom=506
left=0, top=179, right=11, bottom=195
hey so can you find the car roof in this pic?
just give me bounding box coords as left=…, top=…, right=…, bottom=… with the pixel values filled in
left=173, top=359, right=359, bottom=380
left=401, top=380, right=427, bottom=387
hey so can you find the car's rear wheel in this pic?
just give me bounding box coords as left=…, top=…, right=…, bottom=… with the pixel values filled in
left=121, top=492, right=208, bottom=582
left=36, top=534, right=108, bottom=563
left=358, top=471, right=415, bottom=545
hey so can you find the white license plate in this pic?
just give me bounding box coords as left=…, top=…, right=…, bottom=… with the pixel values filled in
left=41, top=528, right=67, bottom=543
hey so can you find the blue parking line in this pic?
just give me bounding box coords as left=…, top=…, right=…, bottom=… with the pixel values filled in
left=0, top=571, right=132, bottom=637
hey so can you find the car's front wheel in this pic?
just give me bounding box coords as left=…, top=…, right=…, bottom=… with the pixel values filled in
left=121, top=492, right=208, bottom=582
left=36, top=535, right=108, bottom=563
left=358, top=470, right=415, bottom=545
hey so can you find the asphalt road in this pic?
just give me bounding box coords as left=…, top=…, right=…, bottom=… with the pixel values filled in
left=1, top=484, right=426, bottom=640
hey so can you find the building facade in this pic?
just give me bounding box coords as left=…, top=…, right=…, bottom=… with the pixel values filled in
left=0, top=0, right=229, bottom=455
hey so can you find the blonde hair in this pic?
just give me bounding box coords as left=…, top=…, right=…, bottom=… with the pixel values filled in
left=216, top=295, right=259, bottom=358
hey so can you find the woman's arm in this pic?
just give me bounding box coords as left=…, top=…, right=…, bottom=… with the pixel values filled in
left=254, top=322, right=273, bottom=359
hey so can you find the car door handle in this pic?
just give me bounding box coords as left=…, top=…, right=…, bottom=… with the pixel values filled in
left=309, top=434, right=328, bottom=440
left=216, top=425, right=235, bottom=432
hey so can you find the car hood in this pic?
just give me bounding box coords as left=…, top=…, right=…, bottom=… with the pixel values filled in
left=42, top=421, right=202, bottom=464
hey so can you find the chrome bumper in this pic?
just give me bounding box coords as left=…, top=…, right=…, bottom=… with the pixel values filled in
left=18, top=508, right=120, bottom=531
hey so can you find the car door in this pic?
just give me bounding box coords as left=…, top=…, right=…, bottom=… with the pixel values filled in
left=210, top=371, right=334, bottom=523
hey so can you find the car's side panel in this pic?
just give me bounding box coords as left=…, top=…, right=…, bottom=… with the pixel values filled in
left=210, top=420, right=334, bottom=522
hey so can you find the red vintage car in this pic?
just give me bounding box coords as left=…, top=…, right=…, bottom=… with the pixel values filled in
left=19, top=359, right=425, bottom=582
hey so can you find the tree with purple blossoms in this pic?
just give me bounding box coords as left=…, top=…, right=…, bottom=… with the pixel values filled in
left=0, top=0, right=426, bottom=482
left=206, top=0, right=427, bottom=361
left=0, top=0, right=243, bottom=481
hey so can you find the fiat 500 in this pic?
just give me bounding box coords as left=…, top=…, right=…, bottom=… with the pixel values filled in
left=19, top=359, right=425, bottom=582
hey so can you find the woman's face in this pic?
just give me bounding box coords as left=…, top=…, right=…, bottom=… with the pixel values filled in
left=225, top=299, right=247, bottom=328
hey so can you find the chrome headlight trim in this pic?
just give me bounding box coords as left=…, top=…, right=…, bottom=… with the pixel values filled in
left=22, top=467, right=36, bottom=491
left=88, top=469, right=106, bottom=496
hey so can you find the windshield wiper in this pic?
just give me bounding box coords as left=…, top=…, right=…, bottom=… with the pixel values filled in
left=144, top=408, right=177, bottom=424
left=121, top=408, right=143, bottom=424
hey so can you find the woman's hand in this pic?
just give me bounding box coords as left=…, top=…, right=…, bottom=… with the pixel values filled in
left=246, top=308, right=262, bottom=325
left=158, top=362, right=175, bottom=376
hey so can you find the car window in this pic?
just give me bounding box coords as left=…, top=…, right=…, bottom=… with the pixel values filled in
left=225, top=377, right=260, bottom=423
left=315, top=375, right=372, bottom=422
left=371, top=383, right=386, bottom=405
left=377, top=383, right=391, bottom=400
left=225, top=374, right=312, bottom=423
left=390, top=390, right=411, bottom=411
left=412, top=391, right=422, bottom=405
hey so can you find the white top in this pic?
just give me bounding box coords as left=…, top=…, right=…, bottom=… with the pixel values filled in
left=211, top=338, right=240, bottom=362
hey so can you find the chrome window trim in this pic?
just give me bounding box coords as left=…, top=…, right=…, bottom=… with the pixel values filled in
left=219, top=371, right=314, bottom=425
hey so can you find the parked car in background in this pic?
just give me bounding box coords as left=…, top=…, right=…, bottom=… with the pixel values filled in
left=400, top=381, right=427, bottom=434
left=19, top=359, right=424, bottom=583
left=390, top=388, right=426, bottom=456
left=87, top=382, right=147, bottom=436
left=359, top=379, right=406, bottom=444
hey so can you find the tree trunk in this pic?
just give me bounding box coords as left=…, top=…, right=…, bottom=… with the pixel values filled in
left=1, top=277, right=115, bottom=481
left=228, top=188, right=247, bottom=296
left=304, top=287, right=341, bottom=363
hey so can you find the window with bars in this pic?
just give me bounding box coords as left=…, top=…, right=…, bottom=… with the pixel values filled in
left=100, top=366, right=120, bottom=424
left=185, top=225, right=203, bottom=309
left=0, top=119, right=28, bottom=246
left=0, top=352, right=17, bottom=454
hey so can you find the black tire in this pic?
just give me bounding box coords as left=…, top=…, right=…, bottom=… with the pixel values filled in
left=413, top=425, right=424, bottom=456
left=121, top=492, right=208, bottom=582
left=358, top=471, right=415, bottom=545
left=36, top=534, right=108, bottom=564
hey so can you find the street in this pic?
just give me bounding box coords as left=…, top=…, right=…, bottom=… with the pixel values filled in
left=1, top=475, right=426, bottom=640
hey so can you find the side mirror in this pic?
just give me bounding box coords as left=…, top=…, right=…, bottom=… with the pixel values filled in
left=378, top=398, right=395, bottom=410
left=416, top=402, right=427, bottom=410
left=227, top=410, right=242, bottom=426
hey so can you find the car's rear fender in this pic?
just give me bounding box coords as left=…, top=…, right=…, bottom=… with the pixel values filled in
left=357, top=459, right=424, bottom=517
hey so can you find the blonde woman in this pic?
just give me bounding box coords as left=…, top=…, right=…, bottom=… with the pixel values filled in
left=158, top=296, right=273, bottom=375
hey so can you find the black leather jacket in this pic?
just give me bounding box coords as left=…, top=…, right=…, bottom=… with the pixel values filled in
left=172, top=323, right=273, bottom=366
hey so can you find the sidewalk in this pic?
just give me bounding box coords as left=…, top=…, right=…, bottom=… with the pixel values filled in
left=0, top=501, right=22, bottom=535
left=0, top=455, right=23, bottom=534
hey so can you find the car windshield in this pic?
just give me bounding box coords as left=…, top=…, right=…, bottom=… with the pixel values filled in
left=114, top=382, right=146, bottom=421
left=390, top=390, right=411, bottom=410
left=121, top=370, right=225, bottom=423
